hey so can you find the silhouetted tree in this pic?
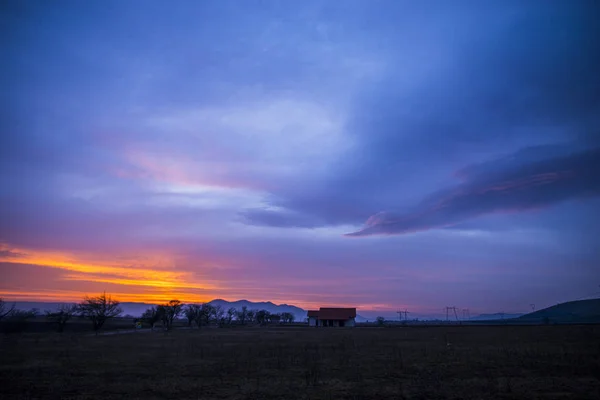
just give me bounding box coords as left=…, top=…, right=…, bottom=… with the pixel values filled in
left=255, top=309, right=271, bottom=325
left=270, top=313, right=282, bottom=324
left=78, top=292, right=123, bottom=333
left=237, top=306, right=249, bottom=325
left=141, top=306, right=162, bottom=330
left=196, top=303, right=214, bottom=327
left=183, top=304, right=201, bottom=327
left=376, top=316, right=385, bottom=326
left=212, top=305, right=225, bottom=326
left=159, top=300, right=183, bottom=330
left=281, top=312, right=295, bottom=323
left=0, top=298, right=16, bottom=321
left=226, top=307, right=236, bottom=324
left=247, top=309, right=256, bottom=324
left=46, top=304, right=78, bottom=333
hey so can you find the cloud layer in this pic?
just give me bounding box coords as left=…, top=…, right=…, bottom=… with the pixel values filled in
left=1, top=1, right=599, bottom=313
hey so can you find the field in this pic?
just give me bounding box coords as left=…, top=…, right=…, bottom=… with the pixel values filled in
left=1, top=325, right=599, bottom=400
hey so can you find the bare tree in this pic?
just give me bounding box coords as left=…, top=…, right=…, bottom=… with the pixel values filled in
left=255, top=309, right=271, bottom=325
left=237, top=306, right=249, bottom=325
left=141, top=306, right=162, bottom=330
left=197, top=303, right=214, bottom=327
left=159, top=300, right=183, bottom=330
left=247, top=309, right=256, bottom=324
left=226, top=307, right=236, bottom=324
left=46, top=304, right=78, bottom=333
left=212, top=305, right=225, bottom=326
left=183, top=304, right=200, bottom=327
left=270, top=313, right=282, bottom=324
left=281, top=312, right=295, bottom=323
left=0, top=298, right=16, bottom=321
left=78, top=292, right=123, bottom=333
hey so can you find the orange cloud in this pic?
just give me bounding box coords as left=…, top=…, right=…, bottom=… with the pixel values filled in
left=0, top=245, right=220, bottom=294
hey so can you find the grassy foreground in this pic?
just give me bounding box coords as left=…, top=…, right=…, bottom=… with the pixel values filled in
left=1, top=325, right=599, bottom=399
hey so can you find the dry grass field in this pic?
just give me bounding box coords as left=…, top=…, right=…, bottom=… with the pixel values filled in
left=1, top=325, right=599, bottom=400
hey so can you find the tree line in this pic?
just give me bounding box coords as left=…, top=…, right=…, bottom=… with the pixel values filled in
left=0, top=293, right=122, bottom=334
left=143, top=301, right=296, bottom=331
left=1, top=295, right=296, bottom=334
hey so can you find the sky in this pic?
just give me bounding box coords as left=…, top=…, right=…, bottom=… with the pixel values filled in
left=1, top=0, right=599, bottom=316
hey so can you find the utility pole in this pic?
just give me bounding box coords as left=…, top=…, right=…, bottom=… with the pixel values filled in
left=445, top=306, right=459, bottom=322
left=403, top=309, right=409, bottom=321
left=397, top=310, right=402, bottom=322
left=462, top=308, right=470, bottom=320
left=530, top=304, right=535, bottom=312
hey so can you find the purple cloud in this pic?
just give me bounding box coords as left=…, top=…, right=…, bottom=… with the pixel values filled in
left=348, top=148, right=600, bottom=236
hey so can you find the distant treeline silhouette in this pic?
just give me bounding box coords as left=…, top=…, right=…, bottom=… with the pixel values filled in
left=145, top=300, right=295, bottom=331
left=0, top=294, right=296, bottom=334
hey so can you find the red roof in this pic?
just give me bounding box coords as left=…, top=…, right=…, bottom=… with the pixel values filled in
left=316, top=308, right=356, bottom=320
left=307, top=310, right=320, bottom=317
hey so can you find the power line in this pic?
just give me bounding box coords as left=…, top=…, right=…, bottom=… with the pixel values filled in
left=397, top=309, right=410, bottom=323
left=445, top=306, right=458, bottom=322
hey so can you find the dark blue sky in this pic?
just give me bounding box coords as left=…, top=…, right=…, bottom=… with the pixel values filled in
left=1, top=0, right=599, bottom=315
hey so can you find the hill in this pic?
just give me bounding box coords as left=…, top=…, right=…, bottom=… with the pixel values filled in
left=207, top=299, right=307, bottom=321
left=517, top=298, right=600, bottom=324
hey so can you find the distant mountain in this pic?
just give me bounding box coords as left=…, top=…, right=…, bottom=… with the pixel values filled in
left=517, top=299, right=600, bottom=324
left=207, top=299, right=307, bottom=322
left=470, top=313, right=524, bottom=321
